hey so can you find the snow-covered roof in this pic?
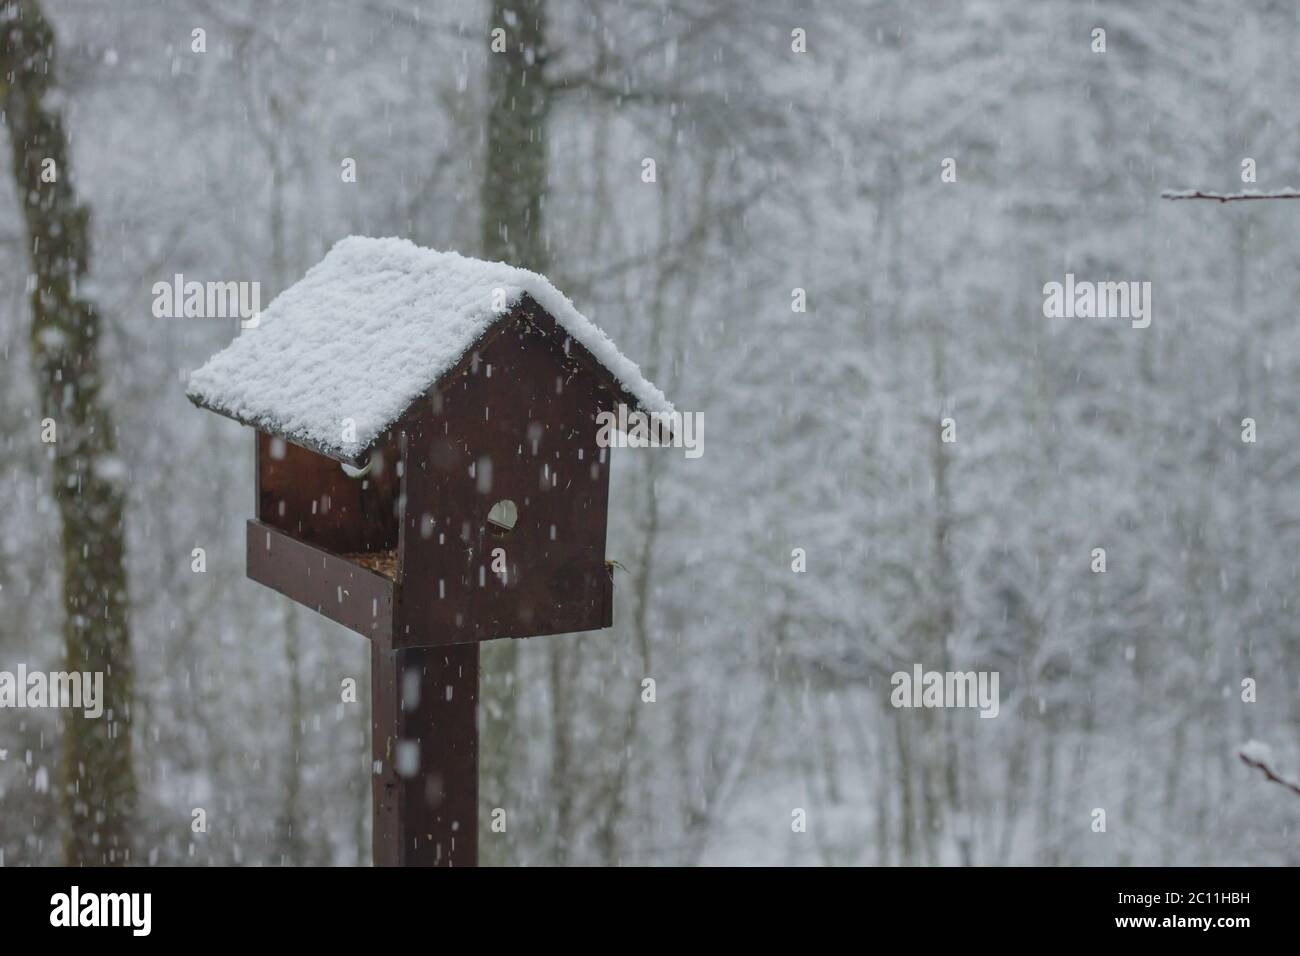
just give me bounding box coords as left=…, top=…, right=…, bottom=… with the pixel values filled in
left=186, top=236, right=672, bottom=462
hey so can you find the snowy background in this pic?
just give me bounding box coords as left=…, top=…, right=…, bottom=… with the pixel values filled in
left=1, top=0, right=1297, bottom=865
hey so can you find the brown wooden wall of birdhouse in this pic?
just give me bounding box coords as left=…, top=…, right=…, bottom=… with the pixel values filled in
left=394, top=302, right=614, bottom=647
left=256, top=429, right=402, bottom=555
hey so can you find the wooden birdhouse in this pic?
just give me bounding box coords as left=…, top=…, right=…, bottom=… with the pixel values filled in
left=187, top=236, right=671, bottom=650
left=186, top=236, right=673, bottom=865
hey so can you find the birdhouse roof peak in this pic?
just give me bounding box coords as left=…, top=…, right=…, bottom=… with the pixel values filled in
left=186, top=236, right=672, bottom=463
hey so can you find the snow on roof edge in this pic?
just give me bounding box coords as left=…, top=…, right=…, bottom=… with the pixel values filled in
left=185, top=237, right=673, bottom=462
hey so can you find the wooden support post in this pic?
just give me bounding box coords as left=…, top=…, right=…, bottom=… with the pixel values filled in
left=371, top=642, right=479, bottom=866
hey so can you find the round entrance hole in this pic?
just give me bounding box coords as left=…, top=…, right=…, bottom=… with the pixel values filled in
left=487, top=499, right=518, bottom=534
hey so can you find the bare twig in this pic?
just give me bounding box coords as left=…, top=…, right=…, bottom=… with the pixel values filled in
left=1162, top=189, right=1300, bottom=202
left=1238, top=742, right=1300, bottom=798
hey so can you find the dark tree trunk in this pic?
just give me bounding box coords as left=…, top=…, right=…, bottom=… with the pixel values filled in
left=481, top=0, right=549, bottom=272
left=1, top=0, right=137, bottom=864
left=478, top=0, right=550, bottom=865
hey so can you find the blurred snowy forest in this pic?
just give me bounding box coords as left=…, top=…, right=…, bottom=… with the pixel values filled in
left=1, top=0, right=1298, bottom=866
